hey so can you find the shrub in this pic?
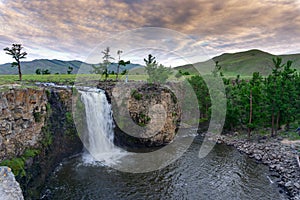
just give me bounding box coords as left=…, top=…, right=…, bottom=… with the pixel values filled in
left=0, top=158, right=25, bottom=177
left=33, top=112, right=42, bottom=122
left=131, top=90, right=143, bottom=100
left=0, top=148, right=40, bottom=177
left=65, top=112, right=73, bottom=124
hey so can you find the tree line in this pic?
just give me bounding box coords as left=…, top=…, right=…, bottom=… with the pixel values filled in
left=188, top=57, right=300, bottom=138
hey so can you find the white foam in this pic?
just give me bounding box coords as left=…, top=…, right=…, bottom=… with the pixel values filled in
left=79, top=90, right=127, bottom=167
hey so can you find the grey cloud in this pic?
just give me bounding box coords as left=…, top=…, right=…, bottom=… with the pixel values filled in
left=0, top=0, right=299, bottom=64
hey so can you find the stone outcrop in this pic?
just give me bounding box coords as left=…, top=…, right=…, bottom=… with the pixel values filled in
left=110, top=83, right=181, bottom=147
left=0, top=88, right=48, bottom=160
left=0, top=87, right=82, bottom=199
left=0, top=166, right=24, bottom=200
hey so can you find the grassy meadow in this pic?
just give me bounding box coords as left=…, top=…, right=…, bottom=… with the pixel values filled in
left=0, top=72, right=257, bottom=87
left=0, top=74, right=152, bottom=85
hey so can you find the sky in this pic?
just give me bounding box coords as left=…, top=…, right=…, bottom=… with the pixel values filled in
left=0, top=0, right=300, bottom=66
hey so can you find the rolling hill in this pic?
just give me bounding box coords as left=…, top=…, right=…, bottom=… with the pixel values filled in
left=1, top=49, right=299, bottom=76
left=175, top=49, right=300, bottom=76
left=0, top=59, right=143, bottom=75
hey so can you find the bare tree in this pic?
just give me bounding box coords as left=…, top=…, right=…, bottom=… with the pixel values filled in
left=116, top=50, right=123, bottom=80
left=102, top=47, right=114, bottom=80
left=116, top=50, right=130, bottom=81
left=3, top=44, right=27, bottom=81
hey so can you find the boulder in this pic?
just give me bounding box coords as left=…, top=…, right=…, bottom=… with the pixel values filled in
left=0, top=166, right=24, bottom=200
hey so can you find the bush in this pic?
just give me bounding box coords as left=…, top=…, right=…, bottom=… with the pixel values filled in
left=46, top=103, right=51, bottom=112
left=0, top=158, right=25, bottom=177
left=0, top=148, right=40, bottom=177
left=137, top=113, right=151, bottom=126
left=41, top=126, right=53, bottom=147
left=65, top=112, right=73, bottom=124
left=131, top=90, right=143, bottom=100
left=33, top=112, right=42, bottom=122
left=45, top=89, right=51, bottom=98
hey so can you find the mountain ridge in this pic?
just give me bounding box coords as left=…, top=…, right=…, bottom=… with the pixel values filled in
left=175, top=49, right=300, bottom=76
left=1, top=49, right=300, bottom=75
left=0, top=59, right=142, bottom=75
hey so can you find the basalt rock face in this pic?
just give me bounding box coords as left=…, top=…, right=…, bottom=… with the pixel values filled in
left=0, top=87, right=82, bottom=199
left=22, top=88, right=82, bottom=199
left=111, top=83, right=181, bottom=148
left=0, top=88, right=48, bottom=160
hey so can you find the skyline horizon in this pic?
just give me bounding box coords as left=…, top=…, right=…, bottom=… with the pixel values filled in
left=1, top=0, right=299, bottom=67
left=1, top=47, right=299, bottom=67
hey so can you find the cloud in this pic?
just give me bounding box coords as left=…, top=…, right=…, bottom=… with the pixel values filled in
left=0, top=0, right=299, bottom=64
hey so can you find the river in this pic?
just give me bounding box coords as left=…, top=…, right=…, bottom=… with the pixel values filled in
left=41, top=89, right=286, bottom=199
left=41, top=135, right=287, bottom=200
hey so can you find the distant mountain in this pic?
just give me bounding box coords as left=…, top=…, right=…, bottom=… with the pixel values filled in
left=0, top=59, right=143, bottom=75
left=175, top=49, right=300, bottom=76
left=2, top=49, right=300, bottom=76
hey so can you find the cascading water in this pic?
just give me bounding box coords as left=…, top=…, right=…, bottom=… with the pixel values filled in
left=79, top=89, right=125, bottom=166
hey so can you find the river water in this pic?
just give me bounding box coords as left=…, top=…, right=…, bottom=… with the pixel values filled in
left=41, top=89, right=287, bottom=199
left=42, top=135, right=287, bottom=200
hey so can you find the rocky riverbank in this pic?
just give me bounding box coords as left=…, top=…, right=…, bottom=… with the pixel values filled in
left=210, top=134, right=300, bottom=199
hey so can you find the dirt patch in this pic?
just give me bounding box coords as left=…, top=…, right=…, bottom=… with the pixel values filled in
left=281, top=139, right=300, bottom=145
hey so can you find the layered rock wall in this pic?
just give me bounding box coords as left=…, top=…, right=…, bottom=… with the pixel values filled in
left=0, top=88, right=48, bottom=160
left=0, top=87, right=82, bottom=199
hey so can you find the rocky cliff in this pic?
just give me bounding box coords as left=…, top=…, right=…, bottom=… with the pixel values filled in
left=110, top=83, right=181, bottom=148
left=0, top=82, right=183, bottom=198
left=0, top=88, right=48, bottom=160
left=0, top=86, right=82, bottom=199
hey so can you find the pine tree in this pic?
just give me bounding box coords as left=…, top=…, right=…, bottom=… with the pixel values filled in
left=188, top=75, right=211, bottom=119
left=265, top=57, right=284, bottom=136
left=101, top=47, right=114, bottom=81
left=143, top=54, right=171, bottom=84
left=278, top=60, right=297, bottom=130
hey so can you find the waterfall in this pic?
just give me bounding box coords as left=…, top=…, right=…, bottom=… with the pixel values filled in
left=79, top=89, right=125, bottom=166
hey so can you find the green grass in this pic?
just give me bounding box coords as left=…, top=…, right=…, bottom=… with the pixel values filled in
left=175, top=49, right=300, bottom=76
left=0, top=149, right=40, bottom=177
left=226, top=124, right=300, bottom=141
left=282, top=131, right=300, bottom=140
left=0, top=158, right=26, bottom=177
left=0, top=67, right=257, bottom=87
left=0, top=74, right=103, bottom=85
left=0, top=73, right=252, bottom=94
left=0, top=73, right=180, bottom=85
left=0, top=74, right=77, bottom=85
